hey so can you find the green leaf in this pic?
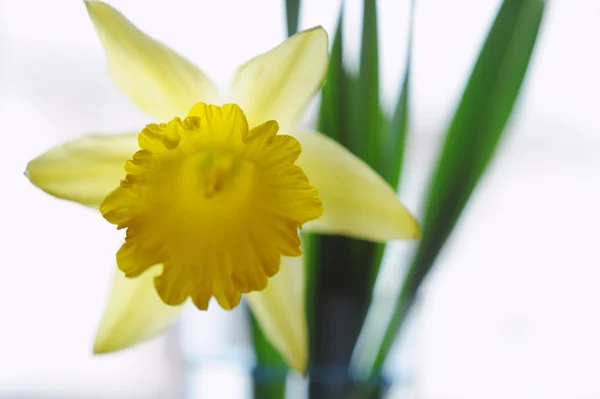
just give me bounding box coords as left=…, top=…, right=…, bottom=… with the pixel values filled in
left=250, top=313, right=288, bottom=399
left=317, top=8, right=347, bottom=144
left=304, top=5, right=338, bottom=376
left=349, top=0, right=387, bottom=311
left=382, top=1, right=414, bottom=191
left=306, top=5, right=346, bottom=342
left=358, top=0, right=383, bottom=172
left=367, top=0, right=416, bottom=294
left=285, top=0, right=301, bottom=37
left=364, top=0, right=546, bottom=379
left=306, top=5, right=354, bottom=369
left=306, top=6, right=384, bottom=397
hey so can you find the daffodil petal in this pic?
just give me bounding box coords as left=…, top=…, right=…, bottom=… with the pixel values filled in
left=295, top=131, right=421, bottom=241
left=229, top=26, right=328, bottom=131
left=94, top=265, right=183, bottom=353
left=86, top=1, right=220, bottom=120
left=246, top=255, right=307, bottom=374
left=25, top=133, right=138, bottom=208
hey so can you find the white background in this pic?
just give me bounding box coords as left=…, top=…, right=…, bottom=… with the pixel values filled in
left=0, top=0, right=599, bottom=398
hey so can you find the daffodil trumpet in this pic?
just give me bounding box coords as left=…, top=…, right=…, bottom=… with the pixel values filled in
left=25, top=1, right=420, bottom=374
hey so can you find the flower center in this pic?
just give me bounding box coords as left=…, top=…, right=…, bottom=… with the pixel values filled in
left=196, top=151, right=238, bottom=198
left=101, top=103, right=323, bottom=310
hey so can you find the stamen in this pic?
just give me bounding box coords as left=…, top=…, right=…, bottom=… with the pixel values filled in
left=195, top=151, right=238, bottom=198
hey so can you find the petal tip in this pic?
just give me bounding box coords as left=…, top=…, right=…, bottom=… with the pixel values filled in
left=401, top=213, right=421, bottom=241
left=93, top=326, right=124, bottom=355
left=84, top=0, right=102, bottom=12
left=293, top=357, right=308, bottom=376
left=406, top=213, right=422, bottom=240
left=303, top=25, right=328, bottom=37
left=412, top=223, right=422, bottom=240
left=92, top=337, right=112, bottom=355
left=303, top=25, right=329, bottom=50
left=23, top=158, right=39, bottom=181
left=84, top=0, right=113, bottom=27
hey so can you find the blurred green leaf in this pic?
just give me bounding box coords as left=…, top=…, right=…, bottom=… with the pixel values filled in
left=317, top=9, right=348, bottom=144
left=364, top=0, right=546, bottom=380
left=306, top=3, right=352, bottom=371
left=307, top=5, right=386, bottom=398
left=285, top=0, right=301, bottom=37
left=350, top=0, right=388, bottom=312
left=367, top=0, right=416, bottom=293
left=250, top=313, right=288, bottom=399
left=358, top=0, right=383, bottom=171
left=306, top=6, right=346, bottom=353
left=382, top=0, right=414, bottom=191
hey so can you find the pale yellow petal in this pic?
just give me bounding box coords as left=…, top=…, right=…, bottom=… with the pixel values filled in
left=25, top=133, right=138, bottom=208
left=94, top=265, right=183, bottom=353
left=296, top=131, right=421, bottom=241
left=246, top=255, right=307, bottom=374
left=86, top=1, right=219, bottom=120
left=229, top=26, right=328, bottom=131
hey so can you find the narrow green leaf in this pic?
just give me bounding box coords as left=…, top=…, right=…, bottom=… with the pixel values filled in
left=344, top=0, right=388, bottom=318
left=367, top=0, right=416, bottom=295
left=285, top=0, right=301, bottom=37
left=317, top=9, right=347, bottom=144
left=383, top=0, right=414, bottom=190
left=366, top=0, right=546, bottom=378
left=353, top=0, right=390, bottom=316
left=359, top=0, right=383, bottom=171
left=305, top=5, right=345, bottom=368
left=307, top=7, right=384, bottom=397
left=250, top=313, right=288, bottom=399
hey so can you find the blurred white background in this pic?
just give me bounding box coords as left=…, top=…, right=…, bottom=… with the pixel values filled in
left=0, top=0, right=598, bottom=398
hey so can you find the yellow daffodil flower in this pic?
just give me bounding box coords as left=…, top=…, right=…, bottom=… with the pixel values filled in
left=24, top=1, right=420, bottom=374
